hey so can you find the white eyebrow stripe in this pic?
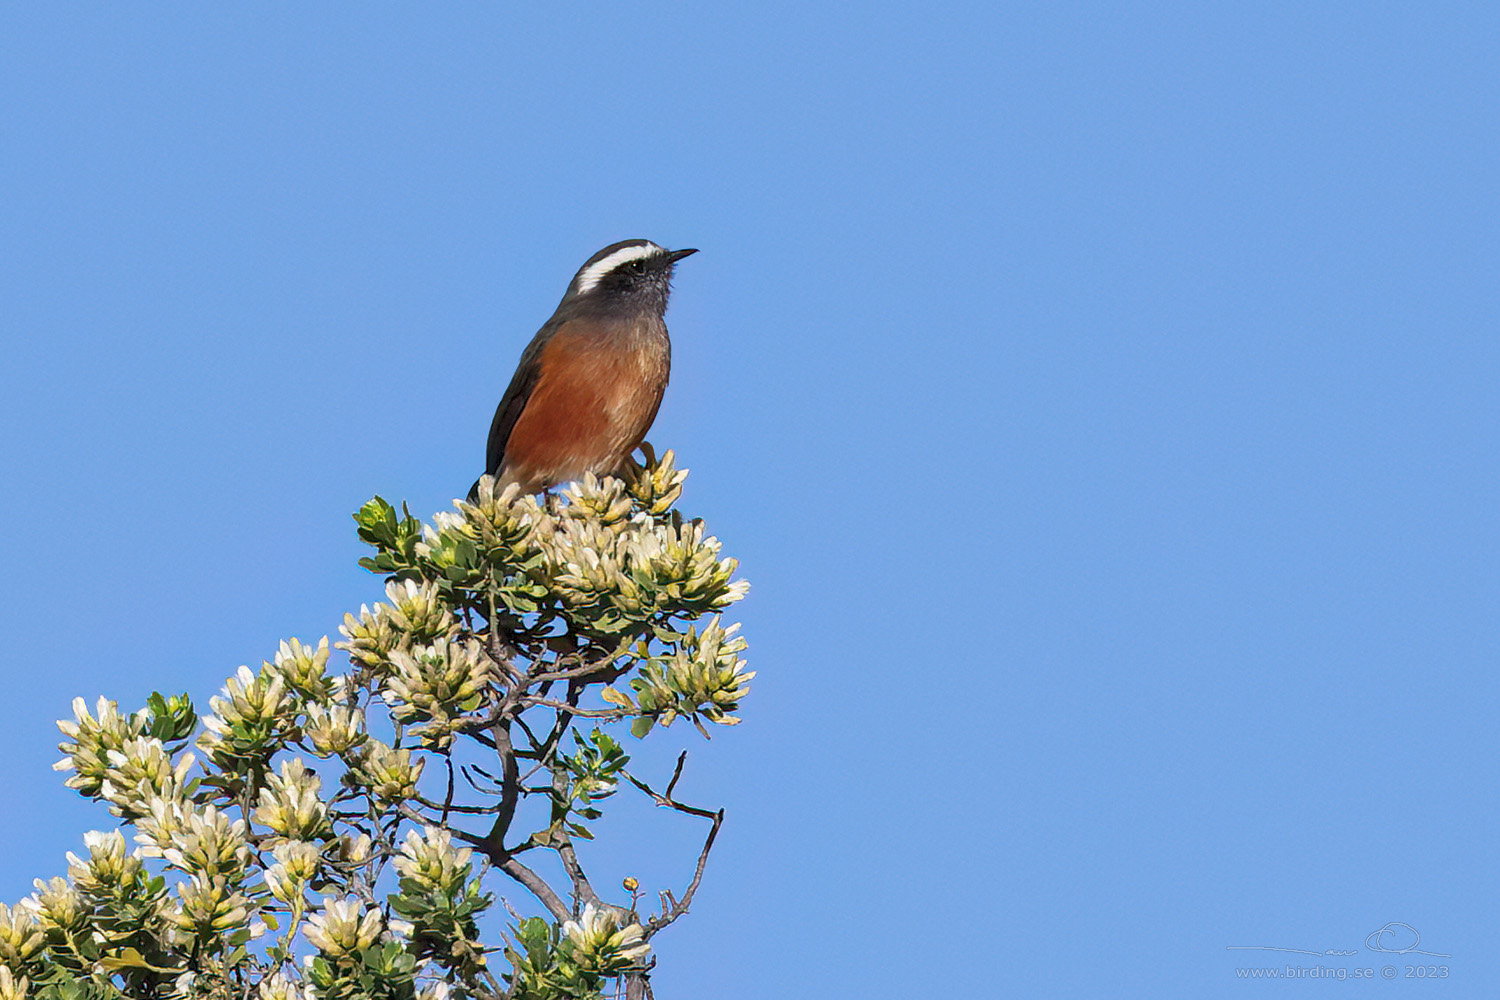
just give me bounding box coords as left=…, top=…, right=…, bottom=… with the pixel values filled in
left=574, top=243, right=664, bottom=294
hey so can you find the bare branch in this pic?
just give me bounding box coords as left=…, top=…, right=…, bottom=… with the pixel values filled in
left=461, top=763, right=505, bottom=794
left=526, top=632, right=639, bottom=685
left=484, top=590, right=524, bottom=689
left=555, top=834, right=600, bottom=908
left=644, top=808, right=723, bottom=940
left=448, top=824, right=572, bottom=924
left=618, top=752, right=727, bottom=940
left=498, top=857, right=571, bottom=922
left=623, top=755, right=718, bottom=821
left=484, top=721, right=521, bottom=848
left=525, top=659, right=613, bottom=685
left=441, top=752, right=456, bottom=825
left=524, top=696, right=630, bottom=720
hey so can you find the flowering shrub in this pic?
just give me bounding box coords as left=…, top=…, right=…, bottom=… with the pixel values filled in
left=18, top=454, right=748, bottom=1000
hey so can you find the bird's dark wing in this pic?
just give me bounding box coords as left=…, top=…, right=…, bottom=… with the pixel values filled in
left=485, top=355, right=540, bottom=478
left=469, top=352, right=539, bottom=501
left=482, top=318, right=563, bottom=479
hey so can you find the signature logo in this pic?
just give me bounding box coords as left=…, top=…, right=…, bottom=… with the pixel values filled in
left=1227, top=921, right=1450, bottom=959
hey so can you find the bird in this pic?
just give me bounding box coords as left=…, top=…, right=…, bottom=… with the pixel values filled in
left=471, top=239, right=697, bottom=498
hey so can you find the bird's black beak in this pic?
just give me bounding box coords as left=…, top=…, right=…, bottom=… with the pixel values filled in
left=669, top=248, right=699, bottom=263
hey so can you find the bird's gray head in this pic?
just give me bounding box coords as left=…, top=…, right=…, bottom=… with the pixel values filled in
left=565, top=239, right=698, bottom=313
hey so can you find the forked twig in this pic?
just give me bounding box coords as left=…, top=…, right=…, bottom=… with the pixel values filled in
left=621, top=752, right=727, bottom=939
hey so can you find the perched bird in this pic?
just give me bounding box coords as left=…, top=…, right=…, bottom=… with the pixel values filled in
left=472, top=239, right=697, bottom=498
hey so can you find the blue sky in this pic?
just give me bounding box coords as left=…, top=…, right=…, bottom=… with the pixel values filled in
left=2, top=3, right=1496, bottom=995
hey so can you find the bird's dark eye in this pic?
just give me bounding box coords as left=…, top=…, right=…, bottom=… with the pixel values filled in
left=628, top=260, right=646, bottom=273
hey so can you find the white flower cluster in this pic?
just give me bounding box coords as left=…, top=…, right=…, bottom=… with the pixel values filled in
left=27, top=878, right=83, bottom=935
left=303, top=702, right=367, bottom=757
left=606, top=617, right=754, bottom=731
left=165, top=873, right=250, bottom=935
left=271, top=636, right=335, bottom=700
left=546, top=483, right=748, bottom=628
left=392, top=826, right=472, bottom=895
left=198, top=664, right=297, bottom=768
left=382, top=639, right=493, bottom=749
left=303, top=897, right=382, bottom=959
left=356, top=740, right=425, bottom=805
left=53, top=696, right=142, bottom=799
left=0, top=965, right=28, bottom=1000
left=338, top=579, right=459, bottom=674
left=257, top=971, right=304, bottom=1000
left=54, top=699, right=197, bottom=820
left=255, top=758, right=331, bottom=844
left=66, top=829, right=141, bottom=895
left=561, top=902, right=651, bottom=971
left=264, top=840, right=321, bottom=904
left=161, top=805, right=251, bottom=880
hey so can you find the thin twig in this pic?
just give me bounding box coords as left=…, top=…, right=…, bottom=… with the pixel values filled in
left=527, top=633, right=639, bottom=685
left=442, top=752, right=456, bottom=825
left=643, top=808, right=724, bottom=940
left=623, top=756, right=718, bottom=821
left=485, top=590, right=524, bottom=689
left=618, top=753, right=727, bottom=940
left=524, top=697, right=630, bottom=720
left=462, top=762, right=509, bottom=795
left=526, top=659, right=612, bottom=685
left=513, top=713, right=547, bottom=755
left=410, top=793, right=505, bottom=816
left=664, top=752, right=687, bottom=800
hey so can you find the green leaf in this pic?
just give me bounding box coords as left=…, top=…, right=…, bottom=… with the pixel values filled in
left=98, top=947, right=182, bottom=974
left=599, top=686, right=633, bottom=708
left=354, top=497, right=394, bottom=542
